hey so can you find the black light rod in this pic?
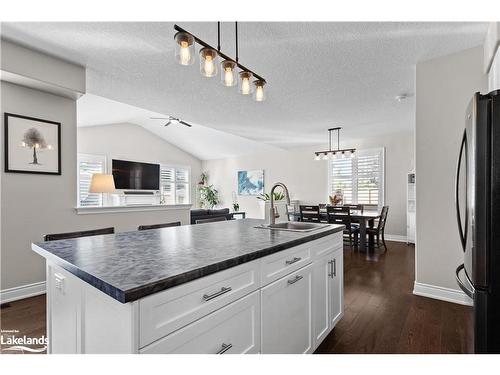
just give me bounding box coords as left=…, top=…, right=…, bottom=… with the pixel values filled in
left=174, top=24, right=266, bottom=83
left=315, top=149, right=356, bottom=154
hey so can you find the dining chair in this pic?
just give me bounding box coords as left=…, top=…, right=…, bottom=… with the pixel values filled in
left=299, top=205, right=321, bottom=222
left=44, top=227, right=115, bottom=241
left=138, top=221, right=181, bottom=231
left=195, top=217, right=227, bottom=224
left=326, top=206, right=359, bottom=251
left=366, top=206, right=389, bottom=252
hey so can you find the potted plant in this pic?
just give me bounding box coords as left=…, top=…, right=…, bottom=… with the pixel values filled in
left=257, top=192, right=288, bottom=222
left=232, top=202, right=240, bottom=212
left=199, top=184, right=220, bottom=209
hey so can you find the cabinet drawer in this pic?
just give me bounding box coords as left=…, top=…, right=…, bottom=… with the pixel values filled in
left=139, top=260, right=260, bottom=347
left=261, top=243, right=312, bottom=286
left=140, top=291, right=260, bottom=354
left=311, top=232, right=343, bottom=259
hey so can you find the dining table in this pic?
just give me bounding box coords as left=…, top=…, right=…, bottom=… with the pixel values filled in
left=313, top=208, right=382, bottom=251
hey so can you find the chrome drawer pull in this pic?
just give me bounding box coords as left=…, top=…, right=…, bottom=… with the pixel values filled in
left=287, top=275, right=303, bottom=285
left=216, top=343, right=232, bottom=354
left=285, top=257, right=301, bottom=265
left=203, top=286, right=232, bottom=301
left=328, top=260, right=334, bottom=278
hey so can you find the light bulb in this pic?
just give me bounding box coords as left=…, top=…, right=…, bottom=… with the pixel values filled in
left=350, top=151, right=355, bottom=158
left=342, top=151, right=346, bottom=158
left=221, top=60, right=237, bottom=87
left=322, top=153, right=329, bottom=160
left=314, top=154, right=320, bottom=161
left=179, top=41, right=191, bottom=65
left=224, top=67, right=234, bottom=86
left=204, top=55, right=215, bottom=76
left=199, top=47, right=218, bottom=77
left=175, top=32, right=194, bottom=66
left=241, top=77, right=250, bottom=94
left=254, top=80, right=266, bottom=102
left=21, top=141, right=26, bottom=147
left=239, top=71, right=254, bottom=95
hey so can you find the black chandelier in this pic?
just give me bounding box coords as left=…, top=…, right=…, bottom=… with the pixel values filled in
left=314, top=127, right=356, bottom=161
left=174, top=22, right=267, bottom=102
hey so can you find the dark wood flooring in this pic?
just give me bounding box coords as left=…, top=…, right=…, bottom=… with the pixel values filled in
left=315, top=241, right=473, bottom=353
left=0, top=241, right=473, bottom=354
left=0, top=294, right=46, bottom=354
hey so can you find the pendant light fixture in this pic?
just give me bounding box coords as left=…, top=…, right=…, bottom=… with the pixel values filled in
left=200, top=47, right=218, bottom=77
left=221, top=60, right=237, bottom=86
left=254, top=79, right=266, bottom=102
left=174, top=32, right=195, bottom=66
left=314, top=127, right=356, bottom=161
left=174, top=22, right=267, bottom=101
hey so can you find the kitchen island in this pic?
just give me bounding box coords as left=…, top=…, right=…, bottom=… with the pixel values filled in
left=32, top=219, right=344, bottom=354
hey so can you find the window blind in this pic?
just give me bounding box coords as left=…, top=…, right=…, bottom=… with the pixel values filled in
left=78, top=154, right=106, bottom=207
left=329, top=148, right=384, bottom=206
left=160, top=165, right=190, bottom=204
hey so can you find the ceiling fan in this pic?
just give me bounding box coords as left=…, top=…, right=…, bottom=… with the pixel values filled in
left=150, top=116, right=193, bottom=127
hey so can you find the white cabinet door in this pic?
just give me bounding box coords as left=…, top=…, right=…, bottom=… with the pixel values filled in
left=312, top=251, right=333, bottom=349
left=329, top=248, right=344, bottom=328
left=140, top=291, right=260, bottom=354
left=261, top=264, right=313, bottom=354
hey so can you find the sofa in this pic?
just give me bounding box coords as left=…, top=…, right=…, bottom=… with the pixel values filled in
left=190, top=208, right=234, bottom=224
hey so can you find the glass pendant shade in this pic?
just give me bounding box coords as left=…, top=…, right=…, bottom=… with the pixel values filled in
left=322, top=153, right=329, bottom=160
left=199, top=48, right=218, bottom=77
left=221, top=60, right=237, bottom=87
left=174, top=32, right=195, bottom=66
left=238, top=71, right=254, bottom=95
left=253, top=80, right=266, bottom=102
left=314, top=154, right=320, bottom=161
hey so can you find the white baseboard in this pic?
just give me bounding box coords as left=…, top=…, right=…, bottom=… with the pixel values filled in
left=0, top=281, right=46, bottom=304
left=384, top=234, right=409, bottom=243
left=413, top=281, right=473, bottom=306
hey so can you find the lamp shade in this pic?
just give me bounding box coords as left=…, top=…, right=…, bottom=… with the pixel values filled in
left=89, top=174, right=116, bottom=193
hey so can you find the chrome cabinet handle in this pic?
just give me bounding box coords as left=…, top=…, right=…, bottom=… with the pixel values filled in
left=285, top=257, right=301, bottom=265
left=203, top=286, right=232, bottom=301
left=216, top=343, right=232, bottom=354
left=287, top=275, right=303, bottom=285
left=328, top=260, right=334, bottom=278
left=333, top=258, right=337, bottom=277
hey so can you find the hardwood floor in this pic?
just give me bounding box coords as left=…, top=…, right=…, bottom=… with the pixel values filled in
left=0, top=241, right=473, bottom=354
left=315, top=241, right=473, bottom=354
left=0, top=294, right=46, bottom=354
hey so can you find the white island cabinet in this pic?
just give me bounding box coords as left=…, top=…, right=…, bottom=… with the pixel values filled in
left=43, top=231, right=343, bottom=354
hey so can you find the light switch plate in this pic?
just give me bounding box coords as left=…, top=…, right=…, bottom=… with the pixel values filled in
left=54, top=273, right=65, bottom=293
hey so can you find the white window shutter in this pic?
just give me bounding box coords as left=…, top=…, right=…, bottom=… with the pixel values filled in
left=78, top=154, right=106, bottom=207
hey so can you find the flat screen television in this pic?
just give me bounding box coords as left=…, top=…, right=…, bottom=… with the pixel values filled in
left=112, top=159, right=160, bottom=190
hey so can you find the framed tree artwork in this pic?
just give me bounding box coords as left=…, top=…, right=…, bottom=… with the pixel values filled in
left=4, top=113, right=61, bottom=175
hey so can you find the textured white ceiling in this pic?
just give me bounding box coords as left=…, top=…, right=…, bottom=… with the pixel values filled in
left=0, top=22, right=488, bottom=153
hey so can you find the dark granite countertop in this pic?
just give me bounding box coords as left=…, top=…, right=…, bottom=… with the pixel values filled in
left=32, top=219, right=343, bottom=303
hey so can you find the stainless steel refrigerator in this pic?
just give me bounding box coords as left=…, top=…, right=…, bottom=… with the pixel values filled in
left=455, top=89, right=500, bottom=353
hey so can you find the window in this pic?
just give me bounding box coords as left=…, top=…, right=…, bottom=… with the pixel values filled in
left=328, top=148, right=384, bottom=206
left=160, top=165, right=190, bottom=204
left=78, top=154, right=106, bottom=207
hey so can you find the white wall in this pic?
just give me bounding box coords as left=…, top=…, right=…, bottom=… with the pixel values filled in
left=77, top=123, right=202, bottom=206
left=202, top=131, right=414, bottom=237
left=0, top=43, right=197, bottom=294
left=415, top=46, right=487, bottom=295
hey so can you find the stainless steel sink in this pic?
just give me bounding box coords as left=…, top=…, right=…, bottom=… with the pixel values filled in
left=255, top=222, right=330, bottom=232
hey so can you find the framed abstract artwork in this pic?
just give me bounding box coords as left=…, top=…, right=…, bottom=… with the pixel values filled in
left=4, top=113, right=61, bottom=175
left=238, top=170, right=264, bottom=195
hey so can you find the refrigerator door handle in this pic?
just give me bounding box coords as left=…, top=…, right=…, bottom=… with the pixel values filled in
left=455, top=129, right=468, bottom=251
left=456, top=263, right=474, bottom=299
